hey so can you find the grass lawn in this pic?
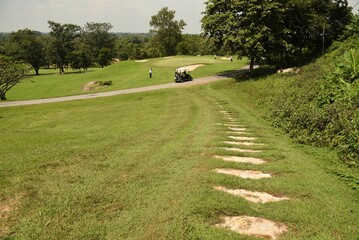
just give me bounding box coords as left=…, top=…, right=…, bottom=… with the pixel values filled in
left=6, top=55, right=246, bottom=101
left=1, top=80, right=358, bottom=239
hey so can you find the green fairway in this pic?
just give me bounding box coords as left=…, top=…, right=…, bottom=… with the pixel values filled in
left=6, top=56, right=246, bottom=101
left=1, top=80, right=358, bottom=239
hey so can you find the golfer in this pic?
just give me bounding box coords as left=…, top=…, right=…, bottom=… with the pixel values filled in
left=149, top=68, right=153, bottom=78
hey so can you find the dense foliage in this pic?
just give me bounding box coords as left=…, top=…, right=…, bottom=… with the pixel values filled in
left=270, top=34, right=359, bottom=165
left=202, top=0, right=352, bottom=69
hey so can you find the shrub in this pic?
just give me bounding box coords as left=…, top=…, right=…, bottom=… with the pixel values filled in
left=270, top=44, right=359, bottom=166
left=99, top=81, right=112, bottom=86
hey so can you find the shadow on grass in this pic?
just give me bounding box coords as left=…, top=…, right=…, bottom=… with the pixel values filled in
left=217, top=66, right=277, bottom=82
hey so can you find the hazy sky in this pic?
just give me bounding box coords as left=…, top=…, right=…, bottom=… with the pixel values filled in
left=0, top=0, right=358, bottom=33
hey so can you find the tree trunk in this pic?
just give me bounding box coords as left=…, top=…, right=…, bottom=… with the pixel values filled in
left=0, top=94, right=7, bottom=101
left=35, top=68, right=39, bottom=75
left=249, top=56, right=254, bottom=73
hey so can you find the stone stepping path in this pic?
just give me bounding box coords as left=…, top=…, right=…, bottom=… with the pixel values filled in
left=224, top=141, right=265, bottom=146
left=214, top=107, right=288, bottom=239
left=216, top=216, right=288, bottom=240
left=221, top=147, right=263, bottom=153
left=217, top=123, right=245, bottom=127
left=228, top=136, right=257, bottom=141
left=226, top=131, right=252, bottom=135
left=228, top=127, right=247, bottom=131
left=214, top=186, right=290, bottom=203
left=214, top=155, right=266, bottom=165
left=214, top=168, right=271, bottom=179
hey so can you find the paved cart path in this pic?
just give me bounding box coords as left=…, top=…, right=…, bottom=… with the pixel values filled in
left=0, top=65, right=258, bottom=108
left=0, top=75, right=229, bottom=108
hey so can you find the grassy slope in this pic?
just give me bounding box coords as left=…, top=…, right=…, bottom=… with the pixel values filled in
left=6, top=56, right=245, bottom=101
left=1, top=81, right=358, bottom=239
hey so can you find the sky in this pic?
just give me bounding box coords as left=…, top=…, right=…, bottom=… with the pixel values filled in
left=0, top=0, right=358, bottom=34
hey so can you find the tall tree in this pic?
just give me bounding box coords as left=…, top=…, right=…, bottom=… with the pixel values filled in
left=202, top=0, right=286, bottom=72
left=149, top=7, right=186, bottom=56
left=202, top=0, right=352, bottom=69
left=83, top=22, right=116, bottom=67
left=48, top=21, right=81, bottom=74
left=0, top=56, right=30, bottom=101
left=5, top=29, right=45, bottom=75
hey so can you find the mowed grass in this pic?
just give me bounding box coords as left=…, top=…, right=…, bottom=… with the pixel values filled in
left=6, top=55, right=246, bottom=101
left=1, top=81, right=358, bottom=239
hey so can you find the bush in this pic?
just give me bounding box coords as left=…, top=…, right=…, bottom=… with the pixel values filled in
left=99, top=81, right=112, bottom=86
left=270, top=44, right=359, bottom=166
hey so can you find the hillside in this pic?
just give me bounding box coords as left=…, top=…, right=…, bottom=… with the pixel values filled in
left=214, top=35, right=359, bottom=166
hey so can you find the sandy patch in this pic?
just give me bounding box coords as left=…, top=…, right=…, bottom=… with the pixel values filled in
left=229, top=136, right=257, bottom=141
left=83, top=81, right=98, bottom=91
left=135, top=59, right=149, bottom=63
left=216, top=216, right=288, bottom=239
left=214, top=186, right=289, bottom=203
left=220, top=57, right=232, bottom=61
left=214, top=155, right=266, bottom=165
left=177, top=64, right=205, bottom=72
left=163, top=56, right=174, bottom=59
left=215, top=168, right=271, bottom=179
left=222, top=147, right=263, bottom=153
left=224, top=141, right=265, bottom=146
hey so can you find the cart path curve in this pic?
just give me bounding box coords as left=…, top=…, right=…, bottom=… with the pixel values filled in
left=0, top=65, right=256, bottom=108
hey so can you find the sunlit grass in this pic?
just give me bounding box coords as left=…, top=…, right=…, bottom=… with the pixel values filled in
left=1, top=80, right=358, bottom=239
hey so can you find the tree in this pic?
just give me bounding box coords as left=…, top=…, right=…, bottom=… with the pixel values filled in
left=48, top=21, right=81, bottom=74
left=149, top=7, right=186, bottom=56
left=83, top=22, right=116, bottom=67
left=68, top=38, right=92, bottom=72
left=202, top=0, right=352, bottom=70
left=5, top=29, right=45, bottom=75
left=0, top=56, right=30, bottom=101
left=202, top=0, right=286, bottom=72
left=97, top=48, right=113, bottom=68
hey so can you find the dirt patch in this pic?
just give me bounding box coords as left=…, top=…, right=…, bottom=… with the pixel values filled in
left=0, top=195, right=21, bottom=236
left=216, top=216, right=288, bottom=239
left=214, top=186, right=290, bottom=203
left=83, top=81, right=110, bottom=92
left=222, top=147, right=263, bottom=153
left=215, top=168, right=271, bottom=179
left=135, top=59, right=149, bottom=63
left=229, top=136, right=257, bottom=141
left=214, top=155, right=266, bottom=165
left=224, top=141, right=265, bottom=146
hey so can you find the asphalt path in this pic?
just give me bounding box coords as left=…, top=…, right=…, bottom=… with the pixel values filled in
left=0, top=75, right=228, bottom=108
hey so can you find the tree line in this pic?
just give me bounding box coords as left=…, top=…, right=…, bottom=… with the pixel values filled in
left=0, top=7, right=216, bottom=76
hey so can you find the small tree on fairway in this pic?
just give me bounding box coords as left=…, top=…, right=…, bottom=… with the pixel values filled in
left=0, top=56, right=30, bottom=101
